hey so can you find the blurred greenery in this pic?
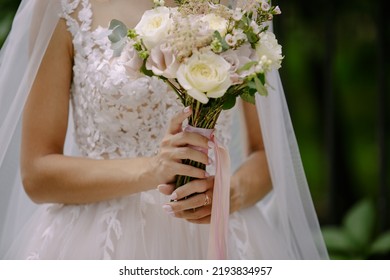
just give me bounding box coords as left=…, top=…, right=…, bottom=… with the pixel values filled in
left=0, top=0, right=20, bottom=46
left=0, top=0, right=388, bottom=259
left=322, top=199, right=390, bottom=259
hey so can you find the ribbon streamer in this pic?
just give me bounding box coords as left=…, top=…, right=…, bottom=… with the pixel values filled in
left=184, top=126, right=231, bottom=259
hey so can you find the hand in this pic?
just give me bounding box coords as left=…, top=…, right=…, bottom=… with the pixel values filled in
left=153, top=107, right=211, bottom=184
left=158, top=176, right=215, bottom=224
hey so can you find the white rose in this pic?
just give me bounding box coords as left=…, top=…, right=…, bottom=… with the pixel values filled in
left=255, top=31, right=283, bottom=70
left=146, top=43, right=180, bottom=79
left=177, top=51, right=232, bottom=104
left=201, top=13, right=228, bottom=36
left=135, top=7, right=172, bottom=49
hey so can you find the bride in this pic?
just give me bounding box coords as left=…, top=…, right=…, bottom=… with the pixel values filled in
left=0, top=0, right=328, bottom=259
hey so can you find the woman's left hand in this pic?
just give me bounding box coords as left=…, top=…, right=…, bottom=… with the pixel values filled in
left=158, top=177, right=214, bottom=224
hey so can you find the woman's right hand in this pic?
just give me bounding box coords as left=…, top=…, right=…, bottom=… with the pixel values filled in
left=153, top=107, right=211, bottom=184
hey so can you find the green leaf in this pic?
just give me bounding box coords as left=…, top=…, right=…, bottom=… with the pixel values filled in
left=370, top=231, right=390, bottom=255
left=213, top=31, right=229, bottom=52
left=222, top=94, right=236, bottom=110
left=108, top=19, right=128, bottom=42
left=140, top=61, right=153, bottom=77
left=254, top=76, right=268, bottom=96
left=238, top=61, right=257, bottom=73
left=257, top=73, right=265, bottom=84
left=322, top=227, right=358, bottom=253
left=108, top=19, right=128, bottom=57
left=343, top=199, right=375, bottom=247
left=240, top=90, right=256, bottom=105
left=246, top=30, right=259, bottom=45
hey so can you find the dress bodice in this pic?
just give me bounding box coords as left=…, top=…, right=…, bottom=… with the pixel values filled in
left=61, top=0, right=233, bottom=160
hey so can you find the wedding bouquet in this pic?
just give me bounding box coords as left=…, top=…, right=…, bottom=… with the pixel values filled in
left=109, top=0, right=283, bottom=189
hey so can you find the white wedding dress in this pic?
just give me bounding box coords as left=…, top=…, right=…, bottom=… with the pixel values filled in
left=1, top=0, right=329, bottom=260
left=3, top=0, right=291, bottom=260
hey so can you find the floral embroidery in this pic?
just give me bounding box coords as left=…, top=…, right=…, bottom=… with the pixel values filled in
left=40, top=0, right=235, bottom=258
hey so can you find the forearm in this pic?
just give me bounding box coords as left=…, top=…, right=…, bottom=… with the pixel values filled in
left=22, top=154, right=159, bottom=204
left=230, top=150, right=272, bottom=213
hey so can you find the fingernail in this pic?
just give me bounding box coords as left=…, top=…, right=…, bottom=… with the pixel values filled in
left=208, top=141, right=214, bottom=149
left=205, top=171, right=210, bottom=177
left=208, top=158, right=212, bottom=165
left=170, top=192, right=178, bottom=201
left=162, top=205, right=175, bottom=217
left=157, top=184, right=168, bottom=192
left=183, top=106, right=191, bottom=113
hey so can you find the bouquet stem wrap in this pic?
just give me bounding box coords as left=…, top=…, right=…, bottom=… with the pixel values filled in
left=183, top=125, right=231, bottom=260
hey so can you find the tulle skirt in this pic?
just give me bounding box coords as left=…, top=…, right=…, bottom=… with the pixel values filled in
left=3, top=189, right=291, bottom=260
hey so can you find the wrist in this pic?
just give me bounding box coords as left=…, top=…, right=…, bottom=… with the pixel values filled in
left=229, top=176, right=243, bottom=213
left=133, top=156, right=163, bottom=191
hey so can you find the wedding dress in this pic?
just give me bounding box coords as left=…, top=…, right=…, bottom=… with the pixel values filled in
left=0, top=0, right=329, bottom=259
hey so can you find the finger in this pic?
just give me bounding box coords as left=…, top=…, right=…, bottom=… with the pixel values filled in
left=157, top=184, right=175, bottom=196
left=170, top=131, right=211, bottom=151
left=186, top=215, right=211, bottom=224
left=168, top=107, right=192, bottom=134
left=171, top=147, right=209, bottom=165
left=175, top=205, right=212, bottom=220
left=171, top=177, right=214, bottom=201
left=168, top=191, right=213, bottom=212
left=172, top=162, right=209, bottom=179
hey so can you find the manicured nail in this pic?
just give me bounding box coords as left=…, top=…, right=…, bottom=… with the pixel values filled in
left=162, top=205, right=173, bottom=213
left=205, top=171, right=210, bottom=177
left=162, top=205, right=175, bottom=217
left=170, top=192, right=178, bottom=201
left=157, top=184, right=169, bottom=192
left=208, top=141, right=214, bottom=149
left=183, top=106, right=191, bottom=113
left=208, top=158, right=212, bottom=165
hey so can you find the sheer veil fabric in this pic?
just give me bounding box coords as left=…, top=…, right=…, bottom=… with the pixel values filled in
left=0, top=0, right=328, bottom=259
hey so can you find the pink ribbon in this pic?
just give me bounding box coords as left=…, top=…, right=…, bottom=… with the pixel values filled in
left=184, top=126, right=231, bottom=260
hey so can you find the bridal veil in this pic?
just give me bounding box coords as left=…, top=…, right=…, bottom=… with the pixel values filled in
left=0, top=0, right=328, bottom=259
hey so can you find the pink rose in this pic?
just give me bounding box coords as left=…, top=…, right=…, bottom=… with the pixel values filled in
left=221, top=44, right=252, bottom=84
left=119, top=44, right=143, bottom=77
left=146, top=44, right=180, bottom=79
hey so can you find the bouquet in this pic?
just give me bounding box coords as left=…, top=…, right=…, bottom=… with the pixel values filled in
left=109, top=0, right=283, bottom=190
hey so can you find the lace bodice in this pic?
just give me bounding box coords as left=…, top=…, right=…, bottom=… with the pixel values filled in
left=61, top=0, right=233, bottom=160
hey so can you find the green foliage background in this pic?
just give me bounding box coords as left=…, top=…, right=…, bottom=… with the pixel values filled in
left=1, top=0, right=388, bottom=259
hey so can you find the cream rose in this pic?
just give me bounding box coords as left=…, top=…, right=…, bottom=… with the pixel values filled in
left=255, top=31, right=283, bottom=70
left=177, top=51, right=232, bottom=104
left=135, top=7, right=172, bottom=49
left=201, top=13, right=228, bottom=36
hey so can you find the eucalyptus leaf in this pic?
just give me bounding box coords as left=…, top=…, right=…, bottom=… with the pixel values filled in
left=108, top=19, right=128, bottom=57
left=110, top=39, right=127, bottom=57
left=370, top=231, right=390, bottom=255
left=108, top=19, right=128, bottom=42
left=343, top=199, right=375, bottom=247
